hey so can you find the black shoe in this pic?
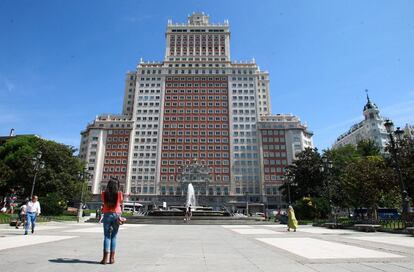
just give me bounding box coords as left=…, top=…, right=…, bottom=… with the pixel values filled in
left=24, top=231, right=28, bottom=235
left=31, top=228, right=34, bottom=234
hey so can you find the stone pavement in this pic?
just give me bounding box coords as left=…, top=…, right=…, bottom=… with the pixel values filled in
left=1, top=221, right=414, bottom=271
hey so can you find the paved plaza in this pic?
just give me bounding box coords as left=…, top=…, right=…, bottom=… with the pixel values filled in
left=1, top=222, right=414, bottom=271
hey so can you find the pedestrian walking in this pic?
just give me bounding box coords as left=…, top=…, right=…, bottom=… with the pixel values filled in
left=15, top=199, right=28, bottom=229
left=100, top=178, right=123, bottom=265
left=287, top=205, right=298, bottom=232
left=25, top=196, right=41, bottom=235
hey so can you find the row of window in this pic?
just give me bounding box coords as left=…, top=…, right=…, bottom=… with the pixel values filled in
left=136, top=117, right=159, bottom=121
left=105, top=151, right=128, bottom=157
left=233, top=117, right=256, bottom=122
left=165, top=89, right=227, bottom=94
left=233, top=139, right=257, bottom=144
left=166, top=95, right=227, bottom=101
left=234, top=145, right=258, bottom=151
left=233, top=160, right=259, bottom=166
left=134, top=145, right=157, bottom=150
left=167, top=69, right=226, bottom=75
left=233, top=153, right=259, bottom=158
left=138, top=89, right=161, bottom=94
left=137, top=96, right=160, bottom=101
left=263, top=145, right=287, bottom=151
left=163, top=131, right=229, bottom=137
left=232, top=83, right=255, bottom=88
left=160, top=174, right=229, bottom=182
left=131, top=175, right=156, bottom=180
left=163, top=135, right=229, bottom=142
left=166, top=76, right=226, bottom=81
left=139, top=83, right=161, bottom=87
left=234, top=175, right=260, bottom=182
left=166, top=82, right=226, bottom=87
left=163, top=123, right=227, bottom=129
left=233, top=168, right=260, bottom=174
left=136, top=102, right=160, bottom=107
left=233, top=124, right=257, bottom=129
left=103, top=167, right=127, bottom=173
left=136, top=109, right=159, bottom=114
left=134, top=138, right=158, bottom=143
left=170, top=50, right=225, bottom=56
left=107, top=137, right=129, bottom=142
left=232, top=102, right=256, bottom=107
left=262, top=137, right=286, bottom=143
left=169, top=34, right=226, bottom=40
left=135, top=131, right=158, bottom=136
left=261, top=130, right=286, bottom=135
left=163, top=118, right=228, bottom=126
left=264, top=175, right=284, bottom=181
left=104, top=159, right=127, bottom=164
left=162, top=145, right=230, bottom=152
left=167, top=57, right=226, bottom=61
left=232, top=96, right=255, bottom=101
left=164, top=106, right=228, bottom=112
left=132, top=152, right=156, bottom=158
left=263, top=150, right=288, bottom=157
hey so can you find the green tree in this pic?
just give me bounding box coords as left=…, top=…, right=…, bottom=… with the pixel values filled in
left=0, top=136, right=86, bottom=214
left=279, top=148, right=324, bottom=203
left=356, top=139, right=381, bottom=157
left=385, top=136, right=414, bottom=207
left=341, top=156, right=396, bottom=218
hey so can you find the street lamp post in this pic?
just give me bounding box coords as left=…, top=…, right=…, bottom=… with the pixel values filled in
left=320, top=156, right=334, bottom=222
left=77, top=169, right=92, bottom=223
left=30, top=151, right=44, bottom=199
left=384, top=119, right=410, bottom=215
left=283, top=168, right=292, bottom=205
left=245, top=191, right=249, bottom=216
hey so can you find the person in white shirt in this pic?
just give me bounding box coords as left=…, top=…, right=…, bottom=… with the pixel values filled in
left=25, top=196, right=41, bottom=235
left=15, top=199, right=28, bottom=229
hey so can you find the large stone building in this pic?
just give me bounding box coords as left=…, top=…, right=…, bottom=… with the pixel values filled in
left=80, top=13, right=313, bottom=209
left=333, top=93, right=390, bottom=152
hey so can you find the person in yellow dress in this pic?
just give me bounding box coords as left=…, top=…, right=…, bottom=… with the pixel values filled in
left=287, top=205, right=298, bottom=232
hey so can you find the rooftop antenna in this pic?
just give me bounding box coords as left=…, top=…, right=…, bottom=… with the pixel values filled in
left=365, top=89, right=372, bottom=103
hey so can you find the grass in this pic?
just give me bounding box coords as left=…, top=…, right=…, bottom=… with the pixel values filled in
left=0, top=213, right=78, bottom=224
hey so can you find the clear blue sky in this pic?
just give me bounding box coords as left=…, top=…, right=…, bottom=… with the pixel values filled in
left=1, top=0, right=414, bottom=150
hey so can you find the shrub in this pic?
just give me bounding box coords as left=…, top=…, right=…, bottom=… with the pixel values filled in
left=39, top=193, right=67, bottom=216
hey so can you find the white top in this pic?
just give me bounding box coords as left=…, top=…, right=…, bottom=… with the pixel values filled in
left=26, top=201, right=41, bottom=215
left=20, top=204, right=27, bottom=215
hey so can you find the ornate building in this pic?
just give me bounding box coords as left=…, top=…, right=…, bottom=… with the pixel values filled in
left=79, top=13, right=313, bottom=209
left=333, top=92, right=390, bottom=152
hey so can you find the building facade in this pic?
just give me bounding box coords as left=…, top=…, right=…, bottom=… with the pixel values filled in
left=257, top=114, right=313, bottom=207
left=333, top=94, right=390, bottom=152
left=80, top=13, right=313, bottom=209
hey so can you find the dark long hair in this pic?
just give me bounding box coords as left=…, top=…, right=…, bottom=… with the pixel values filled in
left=104, top=178, right=119, bottom=209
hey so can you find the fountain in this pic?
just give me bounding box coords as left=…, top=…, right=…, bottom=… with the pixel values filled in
left=106, top=159, right=270, bottom=224
left=186, top=183, right=197, bottom=208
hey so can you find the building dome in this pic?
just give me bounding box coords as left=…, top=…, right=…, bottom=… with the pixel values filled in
left=363, top=91, right=378, bottom=111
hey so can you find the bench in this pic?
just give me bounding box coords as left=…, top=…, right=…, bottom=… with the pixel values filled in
left=406, top=227, right=414, bottom=235
left=323, top=222, right=343, bottom=229
left=354, top=224, right=382, bottom=232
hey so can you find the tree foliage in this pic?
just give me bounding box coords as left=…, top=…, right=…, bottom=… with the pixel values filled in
left=279, top=148, right=324, bottom=203
left=0, top=136, right=86, bottom=214
left=283, top=139, right=406, bottom=220
left=341, top=156, right=396, bottom=214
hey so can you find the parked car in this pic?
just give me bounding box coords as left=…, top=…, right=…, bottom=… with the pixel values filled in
left=377, top=208, right=400, bottom=220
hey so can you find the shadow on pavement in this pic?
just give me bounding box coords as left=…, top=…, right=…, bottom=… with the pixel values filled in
left=49, top=258, right=100, bottom=264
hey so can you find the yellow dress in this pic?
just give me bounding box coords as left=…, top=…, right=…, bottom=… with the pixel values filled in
left=288, top=209, right=298, bottom=230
